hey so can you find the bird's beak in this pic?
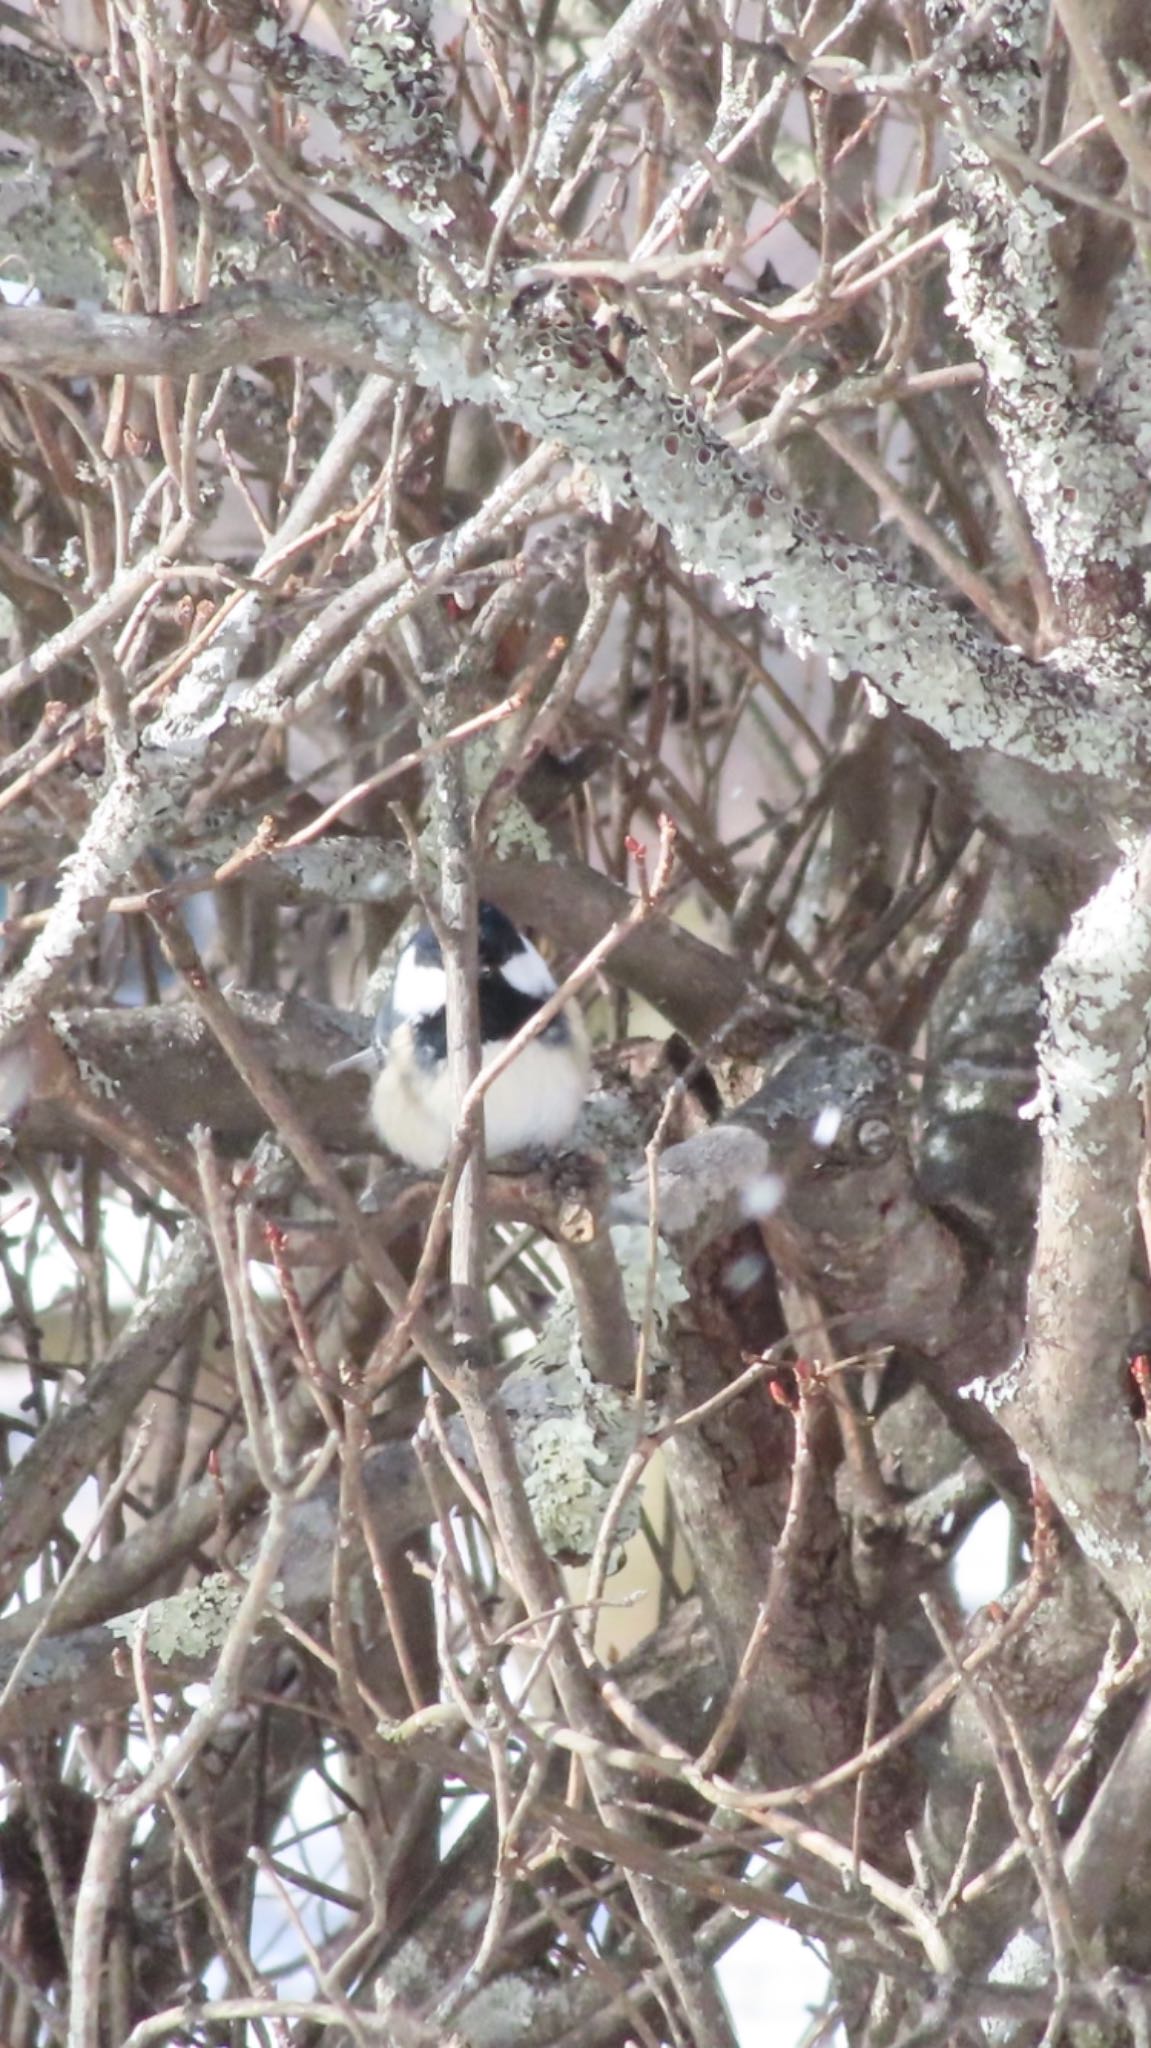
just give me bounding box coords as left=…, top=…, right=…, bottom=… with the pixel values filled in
left=327, top=1046, right=377, bottom=1078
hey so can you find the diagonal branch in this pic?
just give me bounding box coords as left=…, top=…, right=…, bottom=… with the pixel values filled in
left=2, top=285, right=1148, bottom=804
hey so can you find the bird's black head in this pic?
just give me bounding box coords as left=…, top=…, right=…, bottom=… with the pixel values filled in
left=477, top=901, right=523, bottom=971
left=407, top=902, right=523, bottom=973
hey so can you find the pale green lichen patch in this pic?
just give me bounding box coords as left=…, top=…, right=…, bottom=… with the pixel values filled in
left=0, top=161, right=113, bottom=302
left=611, top=1223, right=689, bottom=1328
left=454, top=1975, right=547, bottom=2047
left=578, top=1087, right=648, bottom=1157
left=938, top=0, right=1149, bottom=592
left=946, top=180, right=1146, bottom=583
left=500, top=1320, right=642, bottom=1563
left=49, top=1010, right=120, bottom=1100
left=486, top=797, right=551, bottom=861
left=343, top=0, right=458, bottom=235
left=445, top=1212, right=674, bottom=1568
left=462, top=731, right=551, bottom=859
left=1035, top=857, right=1151, bottom=1148
left=406, top=303, right=1148, bottom=782
left=107, top=1572, right=247, bottom=1664
left=1099, top=277, right=1151, bottom=474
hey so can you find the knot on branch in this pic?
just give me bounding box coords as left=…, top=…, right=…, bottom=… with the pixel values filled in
left=736, top=1033, right=903, bottom=1166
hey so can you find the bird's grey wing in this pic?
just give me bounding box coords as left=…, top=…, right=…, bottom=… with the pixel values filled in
left=327, top=990, right=396, bottom=1078
left=371, top=987, right=396, bottom=1064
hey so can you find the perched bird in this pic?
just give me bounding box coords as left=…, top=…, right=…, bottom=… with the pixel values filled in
left=333, top=902, right=590, bottom=1169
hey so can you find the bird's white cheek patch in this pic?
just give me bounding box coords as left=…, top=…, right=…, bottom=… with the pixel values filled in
left=499, top=938, right=557, bottom=1001
left=390, top=948, right=447, bottom=1022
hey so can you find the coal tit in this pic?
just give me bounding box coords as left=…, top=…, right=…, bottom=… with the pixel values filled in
left=335, top=902, right=591, bottom=1169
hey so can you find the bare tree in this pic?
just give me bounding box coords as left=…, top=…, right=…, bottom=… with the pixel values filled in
left=3, top=0, right=1151, bottom=2040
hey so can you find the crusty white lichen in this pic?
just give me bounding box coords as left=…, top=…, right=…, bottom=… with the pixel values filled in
left=610, top=1222, right=690, bottom=1326
left=933, top=0, right=1047, bottom=135
left=1098, top=276, right=1151, bottom=478
left=496, top=1308, right=642, bottom=1563
left=0, top=160, right=112, bottom=302
left=460, top=731, right=552, bottom=860
left=486, top=796, right=552, bottom=861
left=961, top=1350, right=1024, bottom=1412
left=1032, top=855, right=1151, bottom=1150
left=938, top=0, right=1149, bottom=593
left=578, top=1086, right=650, bottom=1158
left=986, top=1927, right=1051, bottom=2046
left=48, top=1009, right=119, bottom=1099
left=392, top=298, right=1151, bottom=786
left=946, top=172, right=1147, bottom=589
left=299, top=0, right=459, bottom=239
left=1065, top=1504, right=1150, bottom=1574
left=456, top=1232, right=684, bottom=1563
left=0, top=760, right=161, bottom=1050
left=451, top=1975, right=548, bottom=2048
left=357, top=0, right=1151, bottom=794
left=107, top=1572, right=248, bottom=1664
left=193, top=821, right=409, bottom=906
left=382, top=1956, right=548, bottom=2047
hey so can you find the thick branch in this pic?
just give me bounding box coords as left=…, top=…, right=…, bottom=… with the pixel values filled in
left=942, top=0, right=1150, bottom=623
left=992, top=849, right=1151, bottom=1636
left=3, top=287, right=1149, bottom=802
left=0, top=1221, right=218, bottom=1610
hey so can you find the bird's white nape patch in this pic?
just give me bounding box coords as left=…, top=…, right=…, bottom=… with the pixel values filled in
left=390, top=944, right=447, bottom=1023
left=499, top=934, right=557, bottom=1000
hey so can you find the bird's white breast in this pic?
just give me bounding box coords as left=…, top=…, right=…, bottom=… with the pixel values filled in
left=370, top=1012, right=589, bottom=1169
